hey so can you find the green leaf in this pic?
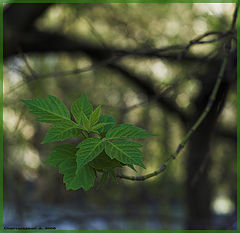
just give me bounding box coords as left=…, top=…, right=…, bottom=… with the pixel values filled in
left=76, top=138, right=105, bottom=173
left=46, top=144, right=95, bottom=190
left=89, top=105, right=101, bottom=126
left=71, top=93, right=93, bottom=124
left=71, top=165, right=95, bottom=191
left=106, top=123, right=156, bottom=140
left=59, top=161, right=95, bottom=191
left=21, top=95, right=71, bottom=124
left=89, top=151, right=123, bottom=170
left=97, top=115, right=116, bottom=134
left=45, top=144, right=77, bottom=168
left=82, top=113, right=90, bottom=130
left=105, top=140, right=145, bottom=168
left=91, top=122, right=113, bottom=131
left=41, top=121, right=83, bottom=144
left=126, top=164, right=137, bottom=172
left=23, top=94, right=153, bottom=191
left=96, top=171, right=108, bottom=190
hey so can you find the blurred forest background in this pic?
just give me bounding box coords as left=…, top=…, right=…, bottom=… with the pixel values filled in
left=3, top=3, right=237, bottom=230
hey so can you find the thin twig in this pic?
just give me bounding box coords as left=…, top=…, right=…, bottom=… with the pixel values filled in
left=116, top=4, right=238, bottom=181
left=97, top=47, right=219, bottom=116
left=18, top=49, right=37, bottom=78
left=6, top=28, right=232, bottom=95
left=231, top=3, right=239, bottom=31
left=6, top=56, right=120, bottom=95
left=186, top=2, right=239, bottom=187
left=117, top=46, right=230, bottom=181
left=178, top=30, right=234, bottom=60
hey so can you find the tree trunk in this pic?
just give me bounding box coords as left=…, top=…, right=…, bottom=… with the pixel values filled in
left=185, top=65, right=230, bottom=229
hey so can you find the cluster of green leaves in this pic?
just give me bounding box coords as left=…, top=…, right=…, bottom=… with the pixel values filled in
left=22, top=94, right=155, bottom=191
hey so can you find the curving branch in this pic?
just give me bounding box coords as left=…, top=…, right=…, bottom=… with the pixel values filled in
left=117, top=45, right=231, bottom=181
left=116, top=4, right=238, bottom=181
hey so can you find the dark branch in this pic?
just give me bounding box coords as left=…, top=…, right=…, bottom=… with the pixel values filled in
left=4, top=29, right=218, bottom=64
left=107, top=63, right=189, bottom=124
left=4, top=3, right=52, bottom=32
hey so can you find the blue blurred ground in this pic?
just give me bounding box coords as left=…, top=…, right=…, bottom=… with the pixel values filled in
left=3, top=201, right=236, bottom=230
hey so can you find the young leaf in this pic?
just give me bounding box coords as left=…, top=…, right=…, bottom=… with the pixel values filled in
left=46, top=145, right=95, bottom=191
left=69, top=165, right=95, bottom=191
left=105, top=140, right=145, bottom=168
left=126, top=164, right=137, bottom=172
left=71, top=93, right=93, bottom=124
left=82, top=113, right=90, bottom=130
left=106, top=123, right=156, bottom=140
left=59, top=160, right=95, bottom=191
left=21, top=95, right=71, bottom=124
left=45, top=144, right=77, bottom=168
left=97, top=115, right=116, bottom=134
left=91, top=122, right=112, bottom=131
left=41, top=121, right=83, bottom=144
left=76, top=138, right=105, bottom=173
left=46, top=145, right=96, bottom=190
left=89, top=151, right=124, bottom=170
left=89, top=105, right=101, bottom=126
left=23, top=93, right=156, bottom=191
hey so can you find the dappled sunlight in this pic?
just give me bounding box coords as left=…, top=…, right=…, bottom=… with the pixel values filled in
left=152, top=61, right=169, bottom=82
left=20, top=124, right=35, bottom=140
left=10, top=145, right=41, bottom=170
left=193, top=18, right=208, bottom=35
left=123, top=91, right=140, bottom=107
left=165, top=20, right=180, bottom=37
left=4, top=107, right=36, bottom=140
left=23, top=148, right=41, bottom=170
left=176, top=93, right=190, bottom=109
left=76, top=56, right=92, bottom=69
left=219, top=101, right=236, bottom=129
left=5, top=69, right=23, bottom=86
left=105, top=90, right=120, bottom=106
left=3, top=108, right=19, bottom=132
left=193, top=3, right=234, bottom=16
left=212, top=196, right=235, bottom=215
left=125, top=108, right=143, bottom=124
left=191, top=43, right=216, bottom=56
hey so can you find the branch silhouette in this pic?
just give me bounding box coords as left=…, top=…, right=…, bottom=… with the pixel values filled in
left=117, top=46, right=230, bottom=181
left=116, top=4, right=238, bottom=181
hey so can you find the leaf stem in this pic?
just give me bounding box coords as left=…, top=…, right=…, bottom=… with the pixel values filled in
left=81, top=130, right=89, bottom=139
